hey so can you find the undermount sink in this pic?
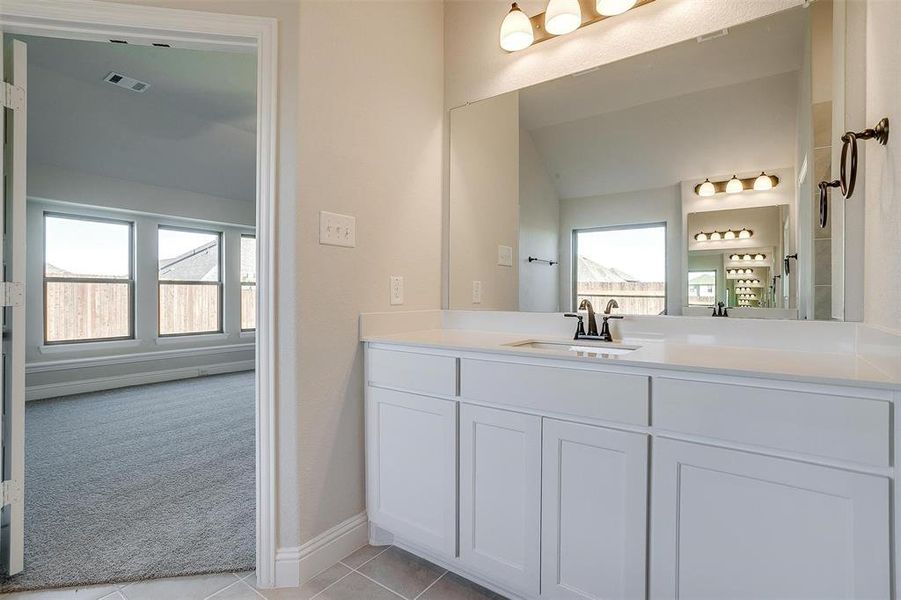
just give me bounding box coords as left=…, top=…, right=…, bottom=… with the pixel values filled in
left=507, top=340, right=640, bottom=356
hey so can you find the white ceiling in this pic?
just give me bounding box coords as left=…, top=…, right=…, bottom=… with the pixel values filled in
left=519, top=7, right=807, bottom=131
left=18, top=34, right=257, bottom=203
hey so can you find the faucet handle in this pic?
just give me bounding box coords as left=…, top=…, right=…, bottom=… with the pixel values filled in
left=564, top=313, right=586, bottom=339
left=603, top=315, right=624, bottom=320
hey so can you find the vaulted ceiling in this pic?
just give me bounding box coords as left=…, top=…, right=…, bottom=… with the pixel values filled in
left=18, top=34, right=257, bottom=203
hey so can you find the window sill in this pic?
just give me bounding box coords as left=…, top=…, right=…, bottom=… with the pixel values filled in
left=155, top=332, right=229, bottom=345
left=39, top=339, right=142, bottom=354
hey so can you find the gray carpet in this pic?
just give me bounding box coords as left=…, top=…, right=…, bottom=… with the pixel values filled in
left=0, top=371, right=255, bottom=592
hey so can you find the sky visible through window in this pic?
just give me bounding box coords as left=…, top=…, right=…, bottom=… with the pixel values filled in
left=578, top=226, right=666, bottom=282
left=158, top=229, right=218, bottom=262
left=45, top=216, right=130, bottom=278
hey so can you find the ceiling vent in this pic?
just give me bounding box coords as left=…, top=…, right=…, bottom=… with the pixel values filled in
left=103, top=71, right=150, bottom=93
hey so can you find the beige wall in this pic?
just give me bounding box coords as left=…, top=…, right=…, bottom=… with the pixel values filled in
left=100, top=0, right=444, bottom=550
left=518, top=128, right=559, bottom=312
left=864, top=0, right=901, bottom=333
left=449, top=92, right=519, bottom=310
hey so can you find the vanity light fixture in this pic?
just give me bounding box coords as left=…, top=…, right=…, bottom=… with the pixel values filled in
left=754, top=253, right=765, bottom=261
left=694, top=172, right=780, bottom=196
left=499, top=3, right=535, bottom=51
left=725, top=175, right=744, bottom=194
left=545, top=0, right=582, bottom=34
left=499, top=0, right=653, bottom=51
left=694, top=229, right=752, bottom=242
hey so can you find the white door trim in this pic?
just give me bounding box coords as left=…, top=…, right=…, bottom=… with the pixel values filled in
left=0, top=0, right=280, bottom=587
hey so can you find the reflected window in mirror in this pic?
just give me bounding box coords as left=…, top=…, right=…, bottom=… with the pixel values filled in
left=572, top=224, right=666, bottom=315
left=688, top=271, right=717, bottom=307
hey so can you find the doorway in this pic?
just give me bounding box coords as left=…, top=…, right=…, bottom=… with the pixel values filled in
left=0, top=1, right=278, bottom=590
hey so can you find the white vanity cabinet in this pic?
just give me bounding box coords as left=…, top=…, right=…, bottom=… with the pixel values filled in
left=650, top=438, right=891, bottom=600
left=459, top=404, right=542, bottom=596
left=541, top=419, right=648, bottom=600
left=364, top=342, right=895, bottom=600
left=365, top=352, right=458, bottom=559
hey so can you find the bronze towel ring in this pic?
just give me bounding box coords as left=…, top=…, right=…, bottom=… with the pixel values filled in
left=840, top=117, right=890, bottom=200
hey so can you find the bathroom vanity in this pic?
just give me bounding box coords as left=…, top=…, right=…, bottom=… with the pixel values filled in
left=362, top=315, right=899, bottom=600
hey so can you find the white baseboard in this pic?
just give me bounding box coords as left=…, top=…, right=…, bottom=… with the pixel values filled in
left=273, top=512, right=369, bottom=588
left=25, top=360, right=254, bottom=401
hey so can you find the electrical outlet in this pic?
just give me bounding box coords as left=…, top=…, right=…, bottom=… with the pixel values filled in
left=390, top=276, right=404, bottom=305
left=472, top=280, right=482, bottom=304
left=319, top=211, right=356, bottom=247
left=498, top=245, right=513, bottom=267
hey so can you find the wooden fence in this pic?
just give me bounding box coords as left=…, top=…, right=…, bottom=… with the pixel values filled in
left=576, top=281, right=666, bottom=315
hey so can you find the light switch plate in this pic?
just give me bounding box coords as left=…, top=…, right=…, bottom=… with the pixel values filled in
left=390, top=276, right=404, bottom=305
left=319, top=211, right=356, bottom=247
left=472, top=280, right=482, bottom=304
left=498, top=245, right=513, bottom=267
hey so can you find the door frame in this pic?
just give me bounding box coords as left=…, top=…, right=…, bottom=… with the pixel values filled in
left=0, top=0, right=280, bottom=587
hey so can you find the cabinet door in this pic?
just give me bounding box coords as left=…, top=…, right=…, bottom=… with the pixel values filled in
left=459, top=403, right=541, bottom=596
left=651, top=438, right=890, bottom=600
left=541, top=419, right=647, bottom=599
left=366, top=387, right=457, bottom=558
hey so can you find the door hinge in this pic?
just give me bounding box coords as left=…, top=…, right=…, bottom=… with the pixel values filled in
left=0, top=480, right=22, bottom=506
left=2, top=83, right=25, bottom=111
left=0, top=282, right=24, bottom=307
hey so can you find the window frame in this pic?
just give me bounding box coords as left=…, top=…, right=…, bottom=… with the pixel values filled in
left=42, top=211, right=136, bottom=345
left=571, top=222, right=668, bottom=314
left=240, top=233, right=257, bottom=332
left=687, top=269, right=718, bottom=307
left=157, top=224, right=224, bottom=337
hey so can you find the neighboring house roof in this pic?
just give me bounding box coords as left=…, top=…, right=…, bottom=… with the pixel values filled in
left=577, top=256, right=637, bottom=283
left=159, top=241, right=218, bottom=281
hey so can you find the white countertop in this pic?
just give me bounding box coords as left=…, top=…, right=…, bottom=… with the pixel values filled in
left=363, top=328, right=901, bottom=390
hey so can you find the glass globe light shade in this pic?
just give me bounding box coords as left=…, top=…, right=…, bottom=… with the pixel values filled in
left=725, top=175, right=744, bottom=194
left=545, top=0, right=582, bottom=35
left=499, top=3, right=534, bottom=51
left=596, top=0, right=637, bottom=16
left=753, top=171, right=773, bottom=191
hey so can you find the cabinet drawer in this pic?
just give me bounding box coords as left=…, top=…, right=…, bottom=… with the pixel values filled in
left=367, top=348, right=457, bottom=396
left=460, top=359, right=648, bottom=426
left=654, top=378, right=891, bottom=466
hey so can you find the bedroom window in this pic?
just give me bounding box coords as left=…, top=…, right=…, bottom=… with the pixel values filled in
left=240, top=234, right=256, bottom=331
left=43, top=213, right=134, bottom=344
left=158, top=226, right=222, bottom=336
left=572, top=223, right=667, bottom=315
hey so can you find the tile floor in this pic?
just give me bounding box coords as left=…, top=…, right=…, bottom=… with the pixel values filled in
left=0, top=545, right=507, bottom=600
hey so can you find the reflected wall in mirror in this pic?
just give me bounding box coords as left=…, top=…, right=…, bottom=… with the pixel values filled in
left=448, top=2, right=857, bottom=320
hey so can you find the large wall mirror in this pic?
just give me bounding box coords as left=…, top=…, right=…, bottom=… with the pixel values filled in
left=449, top=3, right=858, bottom=320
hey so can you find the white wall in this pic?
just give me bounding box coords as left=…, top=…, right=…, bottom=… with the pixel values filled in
left=29, top=163, right=255, bottom=226
left=558, top=185, right=681, bottom=314
left=864, top=0, right=901, bottom=334
left=449, top=92, right=519, bottom=310
left=518, top=128, right=559, bottom=312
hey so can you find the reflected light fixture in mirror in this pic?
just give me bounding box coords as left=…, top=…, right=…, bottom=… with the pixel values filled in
left=500, top=3, right=535, bottom=51
left=545, top=0, right=582, bottom=35
left=597, top=0, right=637, bottom=16
left=753, top=171, right=774, bottom=191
